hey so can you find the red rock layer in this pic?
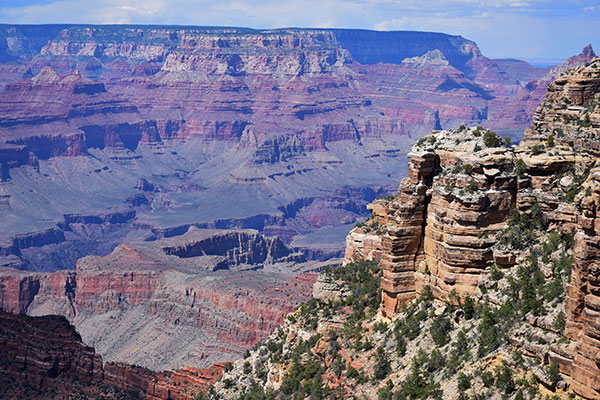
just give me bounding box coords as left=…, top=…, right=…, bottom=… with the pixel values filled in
left=566, top=169, right=600, bottom=399
left=0, top=310, right=223, bottom=400
left=0, top=229, right=318, bottom=370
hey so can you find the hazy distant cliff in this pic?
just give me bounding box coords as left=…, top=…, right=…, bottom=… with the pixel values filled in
left=0, top=24, right=593, bottom=272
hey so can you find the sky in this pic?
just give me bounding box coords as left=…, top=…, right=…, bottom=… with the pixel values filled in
left=0, top=0, right=598, bottom=60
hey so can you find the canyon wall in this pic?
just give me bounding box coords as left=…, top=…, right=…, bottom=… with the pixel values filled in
left=0, top=26, right=593, bottom=271
left=0, top=228, right=320, bottom=371
left=0, top=310, right=223, bottom=400
left=345, top=56, right=600, bottom=399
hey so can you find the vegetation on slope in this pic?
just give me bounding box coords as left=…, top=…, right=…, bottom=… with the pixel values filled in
left=204, top=220, right=579, bottom=400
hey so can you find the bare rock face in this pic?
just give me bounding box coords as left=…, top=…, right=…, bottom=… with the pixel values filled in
left=0, top=310, right=223, bottom=400
left=312, top=273, right=350, bottom=302
left=0, top=26, right=584, bottom=271
left=565, top=167, right=600, bottom=399
left=0, top=228, right=320, bottom=371
left=0, top=310, right=104, bottom=395
left=523, top=59, right=600, bottom=394
left=343, top=228, right=382, bottom=263
left=347, top=56, right=600, bottom=398
left=524, top=57, right=600, bottom=154
left=355, top=128, right=518, bottom=315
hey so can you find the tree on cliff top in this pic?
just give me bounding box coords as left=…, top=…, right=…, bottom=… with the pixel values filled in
left=483, top=130, right=501, bottom=147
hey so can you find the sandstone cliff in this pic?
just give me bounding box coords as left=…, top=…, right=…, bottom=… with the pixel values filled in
left=342, top=56, right=600, bottom=399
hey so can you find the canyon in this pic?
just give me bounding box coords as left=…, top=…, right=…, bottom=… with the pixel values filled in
left=1, top=24, right=599, bottom=399
left=200, top=55, right=600, bottom=400
left=0, top=25, right=594, bottom=272
left=0, top=227, right=320, bottom=371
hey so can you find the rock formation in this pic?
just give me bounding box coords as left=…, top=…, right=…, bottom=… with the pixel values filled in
left=346, top=127, right=518, bottom=311
left=0, top=310, right=223, bottom=400
left=344, top=56, right=600, bottom=399
left=0, top=227, right=321, bottom=371
left=0, top=26, right=591, bottom=271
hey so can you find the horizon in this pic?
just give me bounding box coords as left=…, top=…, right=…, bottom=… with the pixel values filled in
left=0, top=1, right=598, bottom=60
left=0, top=22, right=592, bottom=65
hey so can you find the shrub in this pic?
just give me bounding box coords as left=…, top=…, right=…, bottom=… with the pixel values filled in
left=547, top=359, right=561, bottom=385
left=553, top=310, right=566, bottom=332
left=477, top=306, right=501, bottom=357
left=462, top=295, right=475, bottom=319
left=514, top=159, right=526, bottom=177
left=243, top=361, right=252, bottom=374
left=481, top=370, right=494, bottom=388
left=483, top=130, right=501, bottom=147
left=374, top=321, right=388, bottom=334
left=489, top=264, right=504, bottom=281
left=530, top=144, right=545, bottom=155
left=223, top=378, right=234, bottom=389
left=378, top=383, right=393, bottom=400
left=347, top=365, right=359, bottom=379
left=466, top=180, right=477, bottom=193
left=546, top=135, right=555, bottom=147
left=224, top=362, right=233, bottom=372
left=332, top=355, right=345, bottom=377
left=373, top=347, right=391, bottom=380
left=495, top=364, right=516, bottom=395
left=430, top=315, right=452, bottom=346
left=503, top=136, right=511, bottom=146
left=458, top=372, right=472, bottom=391
left=474, top=144, right=482, bottom=152
left=427, top=349, right=445, bottom=372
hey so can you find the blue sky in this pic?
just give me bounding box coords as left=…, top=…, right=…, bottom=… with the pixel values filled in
left=0, top=0, right=598, bottom=59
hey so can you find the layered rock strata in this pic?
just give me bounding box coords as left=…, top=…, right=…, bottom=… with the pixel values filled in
left=0, top=310, right=223, bottom=400
left=0, top=227, right=321, bottom=371
left=345, top=56, right=600, bottom=399
left=347, top=128, right=518, bottom=312
left=1, top=27, right=592, bottom=271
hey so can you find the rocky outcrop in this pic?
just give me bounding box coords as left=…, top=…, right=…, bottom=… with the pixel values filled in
left=565, top=169, right=600, bottom=399
left=548, top=59, right=600, bottom=400
left=0, top=310, right=223, bottom=400
left=312, top=273, right=351, bottom=302
left=0, top=228, right=320, bottom=371
left=523, top=56, right=600, bottom=154
left=486, top=45, right=597, bottom=133
left=161, top=228, right=301, bottom=268
left=0, top=269, right=75, bottom=316
left=346, top=56, right=600, bottom=399
left=104, top=362, right=225, bottom=400
left=346, top=128, right=518, bottom=313
left=0, top=310, right=104, bottom=398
